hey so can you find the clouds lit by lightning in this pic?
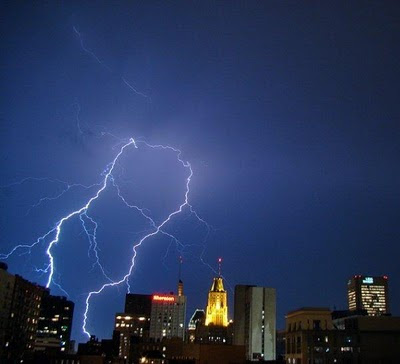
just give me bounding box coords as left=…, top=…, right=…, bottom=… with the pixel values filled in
left=1, top=137, right=210, bottom=338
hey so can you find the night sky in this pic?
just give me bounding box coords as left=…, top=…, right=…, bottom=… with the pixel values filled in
left=1, top=2, right=399, bottom=344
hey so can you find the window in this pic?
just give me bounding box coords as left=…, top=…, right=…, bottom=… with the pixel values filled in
left=296, top=336, right=301, bottom=353
left=313, top=320, right=321, bottom=330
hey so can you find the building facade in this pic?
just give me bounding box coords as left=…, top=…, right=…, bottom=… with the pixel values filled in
left=35, top=292, right=74, bottom=353
left=332, top=314, right=400, bottom=363
left=0, top=263, right=15, bottom=359
left=0, top=264, right=46, bottom=362
left=125, top=293, right=152, bottom=317
left=149, top=293, right=186, bottom=341
left=347, top=275, right=389, bottom=316
left=114, top=312, right=151, bottom=359
left=285, top=307, right=400, bottom=364
left=115, top=293, right=152, bottom=361
left=285, top=307, right=333, bottom=364
left=233, top=285, right=276, bottom=361
left=188, top=309, right=205, bottom=343
left=205, top=277, right=228, bottom=327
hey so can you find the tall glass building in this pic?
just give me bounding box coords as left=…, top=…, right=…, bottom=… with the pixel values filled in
left=347, top=275, right=389, bottom=316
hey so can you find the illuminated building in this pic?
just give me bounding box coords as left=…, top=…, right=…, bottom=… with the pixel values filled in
left=191, top=260, right=232, bottom=345
left=188, top=307, right=233, bottom=345
left=347, top=275, right=389, bottom=316
left=149, top=292, right=186, bottom=341
left=115, top=293, right=152, bottom=360
left=115, top=312, right=150, bottom=359
left=0, top=263, right=15, bottom=359
left=188, top=309, right=205, bottom=330
left=233, top=285, right=276, bottom=361
left=149, top=276, right=186, bottom=341
left=0, top=263, right=46, bottom=362
left=35, top=292, right=74, bottom=353
left=188, top=309, right=205, bottom=343
left=205, top=259, right=228, bottom=327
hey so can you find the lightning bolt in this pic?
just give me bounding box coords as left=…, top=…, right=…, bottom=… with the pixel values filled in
left=79, top=212, right=114, bottom=282
left=82, top=140, right=209, bottom=337
left=73, top=26, right=111, bottom=71
left=73, top=26, right=149, bottom=99
left=1, top=136, right=210, bottom=339
left=43, top=138, right=137, bottom=289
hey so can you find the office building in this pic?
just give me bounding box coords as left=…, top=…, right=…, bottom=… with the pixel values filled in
left=149, top=293, right=186, bottom=341
left=149, top=277, right=186, bottom=341
left=332, top=313, right=400, bottom=363
left=188, top=309, right=206, bottom=331
left=35, top=292, right=74, bottom=353
left=188, top=309, right=205, bottom=343
left=0, top=263, right=15, bottom=359
left=114, top=293, right=152, bottom=360
left=285, top=307, right=333, bottom=364
left=285, top=307, right=400, bottom=364
left=0, top=263, right=46, bottom=362
left=347, top=275, right=389, bottom=316
left=125, top=293, right=152, bottom=316
left=233, top=285, right=276, bottom=361
left=148, top=258, right=186, bottom=341
left=114, top=312, right=151, bottom=359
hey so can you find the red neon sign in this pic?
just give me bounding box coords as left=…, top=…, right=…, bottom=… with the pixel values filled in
left=153, top=295, right=175, bottom=302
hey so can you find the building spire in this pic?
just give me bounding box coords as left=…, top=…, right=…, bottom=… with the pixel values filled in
left=178, top=256, right=183, bottom=296
left=178, top=255, right=183, bottom=280
left=205, top=258, right=228, bottom=327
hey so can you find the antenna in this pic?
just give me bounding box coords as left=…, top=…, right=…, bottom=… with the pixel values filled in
left=178, top=255, right=183, bottom=281
left=218, top=257, right=222, bottom=277
left=178, top=256, right=183, bottom=296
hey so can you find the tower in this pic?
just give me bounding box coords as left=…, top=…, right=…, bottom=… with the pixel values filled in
left=149, top=258, right=187, bottom=341
left=205, top=258, right=228, bottom=327
left=178, top=256, right=183, bottom=297
left=347, top=275, right=389, bottom=316
left=234, top=285, right=276, bottom=361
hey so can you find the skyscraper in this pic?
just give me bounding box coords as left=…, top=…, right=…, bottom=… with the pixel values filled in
left=347, top=275, right=389, bottom=316
left=0, top=263, right=46, bottom=362
left=233, top=285, right=276, bottom=361
left=125, top=293, right=152, bottom=317
left=115, top=293, right=152, bottom=360
left=149, top=292, right=186, bottom=341
left=148, top=276, right=186, bottom=341
left=0, top=263, right=15, bottom=359
left=205, top=259, right=228, bottom=327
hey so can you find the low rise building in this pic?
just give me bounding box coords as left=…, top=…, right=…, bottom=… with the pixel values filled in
left=285, top=307, right=400, bottom=364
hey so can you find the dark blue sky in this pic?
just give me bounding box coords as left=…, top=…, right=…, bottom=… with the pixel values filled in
left=1, top=2, right=399, bottom=344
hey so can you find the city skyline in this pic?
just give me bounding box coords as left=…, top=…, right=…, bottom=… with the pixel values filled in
left=1, top=259, right=395, bottom=344
left=1, top=1, right=399, bottom=346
